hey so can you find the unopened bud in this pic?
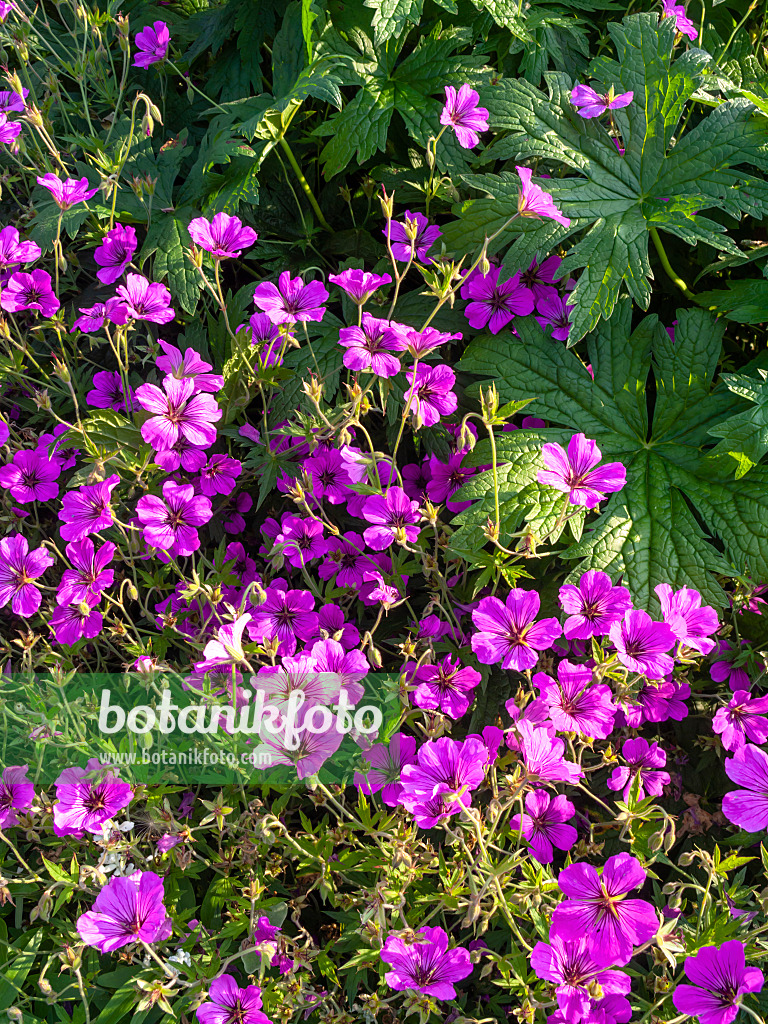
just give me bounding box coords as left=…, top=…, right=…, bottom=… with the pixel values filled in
left=368, top=646, right=383, bottom=669
left=141, top=114, right=154, bottom=137
left=52, top=355, right=70, bottom=383
left=379, top=186, right=394, bottom=221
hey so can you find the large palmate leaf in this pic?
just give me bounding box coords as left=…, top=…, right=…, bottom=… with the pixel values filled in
left=442, top=12, right=768, bottom=341
left=455, top=301, right=768, bottom=609
left=708, top=371, right=768, bottom=479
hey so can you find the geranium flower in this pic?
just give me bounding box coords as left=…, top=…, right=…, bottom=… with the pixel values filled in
left=387, top=324, right=462, bottom=358
left=86, top=370, right=132, bottom=413
left=723, top=744, right=768, bottom=832
left=94, top=224, right=136, bottom=284
left=199, top=455, right=242, bottom=497
left=404, top=363, right=458, bottom=427
left=155, top=340, right=225, bottom=393
left=380, top=926, right=472, bottom=999
left=247, top=586, right=318, bottom=656
left=133, top=21, right=170, bottom=67
left=516, top=720, right=584, bottom=784
left=535, top=660, right=616, bottom=738
left=570, top=84, right=634, bottom=118
left=0, top=88, right=27, bottom=114
left=661, top=0, right=698, bottom=40
left=137, top=481, right=213, bottom=557
left=116, top=273, right=174, bottom=323
left=328, top=268, right=391, bottom=303
left=0, top=534, right=54, bottom=616
left=519, top=255, right=564, bottom=303
left=606, top=737, right=670, bottom=801
left=400, top=735, right=490, bottom=824
left=196, top=975, right=272, bottom=1024
left=188, top=212, right=258, bottom=259
left=194, top=614, right=252, bottom=673
left=36, top=173, right=98, bottom=210
left=0, top=225, right=40, bottom=269
left=539, top=433, right=626, bottom=508
left=530, top=935, right=631, bottom=1022
left=77, top=871, right=172, bottom=952
left=471, top=588, right=562, bottom=671
left=354, top=733, right=418, bottom=806
left=50, top=602, right=103, bottom=646
left=609, top=609, right=676, bottom=677
left=550, top=852, right=658, bottom=964
left=310, top=638, right=368, bottom=698
left=384, top=210, right=441, bottom=263
left=535, top=289, right=574, bottom=341
left=464, top=265, right=534, bottom=333
left=516, top=166, right=571, bottom=227
left=57, top=538, right=115, bottom=606
left=250, top=700, right=344, bottom=778
left=71, top=297, right=129, bottom=333
left=253, top=271, right=328, bottom=324
left=413, top=655, right=481, bottom=719
left=318, top=532, right=370, bottom=589
left=361, top=487, right=421, bottom=550
left=426, top=450, right=475, bottom=512
left=511, top=790, right=578, bottom=864
left=655, top=583, right=718, bottom=655
left=0, top=765, right=34, bottom=828
left=136, top=377, right=221, bottom=451
left=714, top=690, right=768, bottom=752
left=339, top=314, right=401, bottom=377
left=710, top=640, right=751, bottom=692
left=1, top=269, right=60, bottom=316
left=440, top=83, right=489, bottom=148
left=673, top=941, right=764, bottom=1024
left=53, top=758, right=133, bottom=837
left=58, top=474, right=120, bottom=541
left=559, top=570, right=633, bottom=639
left=0, top=449, right=60, bottom=503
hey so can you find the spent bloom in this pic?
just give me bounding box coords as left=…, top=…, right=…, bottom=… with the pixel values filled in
left=37, top=174, right=98, bottom=210
left=440, top=83, right=489, bottom=148
left=380, top=926, right=472, bottom=999
left=116, top=273, right=174, bottom=324
left=0, top=765, right=34, bottom=828
left=609, top=609, right=677, bottom=678
left=516, top=166, right=571, bottom=227
left=94, top=224, right=137, bottom=284
left=136, top=377, right=221, bottom=451
left=77, top=871, right=172, bottom=952
left=361, top=487, right=421, bottom=550
left=722, top=744, right=768, bottom=832
left=196, top=975, right=272, bottom=1024
left=188, top=212, right=258, bottom=259
left=53, top=759, right=133, bottom=837
left=539, top=433, right=626, bottom=508
left=328, top=268, right=391, bottom=303
left=134, top=21, right=170, bottom=67
left=464, top=266, right=535, bottom=334
left=253, top=271, right=328, bottom=324
left=0, top=534, right=54, bottom=616
left=559, top=570, right=633, bottom=639
left=606, top=737, right=670, bottom=801
left=510, top=790, right=578, bottom=864
left=550, top=852, right=658, bottom=964
left=472, top=588, right=562, bottom=671
left=570, top=84, right=634, bottom=118
left=673, top=941, right=764, bottom=1024
left=713, top=690, right=768, bottom=752
left=1, top=269, right=60, bottom=316
left=384, top=210, right=441, bottom=263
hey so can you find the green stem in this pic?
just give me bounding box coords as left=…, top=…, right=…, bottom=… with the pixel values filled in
left=649, top=227, right=696, bottom=300
left=278, top=136, right=332, bottom=232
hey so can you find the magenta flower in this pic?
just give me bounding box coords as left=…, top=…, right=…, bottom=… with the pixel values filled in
left=723, top=744, right=768, bottom=832
left=550, top=852, right=658, bottom=965
left=559, top=570, right=633, bottom=639
left=116, top=274, right=174, bottom=324
left=319, top=532, right=370, bottom=589
left=464, top=265, right=535, bottom=333
left=199, top=455, right=242, bottom=497
left=274, top=514, right=328, bottom=567
left=93, top=224, right=136, bottom=284
left=0, top=534, right=54, bottom=616
left=196, top=975, right=271, bottom=1024
left=361, top=487, right=421, bottom=550
left=511, top=790, right=577, bottom=864
left=711, top=640, right=751, bottom=692
left=77, top=871, right=172, bottom=953
left=155, top=339, right=225, bottom=393
left=387, top=324, right=462, bottom=358
left=133, top=21, right=170, bottom=67
left=661, top=0, right=698, bottom=41
left=655, top=583, right=718, bottom=655
left=619, top=678, right=689, bottom=728
left=516, top=720, right=584, bottom=783
left=400, top=736, right=488, bottom=824
left=188, top=212, right=258, bottom=259
left=539, top=433, right=626, bottom=508
left=609, top=609, right=676, bottom=678
left=440, top=84, right=489, bottom=148
left=354, top=733, right=418, bottom=807
left=535, top=289, right=574, bottom=341
left=53, top=758, right=133, bottom=837
left=57, top=538, right=115, bottom=606
left=0, top=114, right=20, bottom=148
left=311, top=638, right=368, bottom=696
left=530, top=935, right=631, bottom=1021
left=471, top=588, right=562, bottom=671
left=328, top=268, right=391, bottom=303
left=570, top=84, right=634, bottom=118
left=136, top=377, right=221, bottom=451
left=86, top=370, right=132, bottom=413
left=0, top=225, right=40, bottom=269
left=673, top=942, right=764, bottom=1024
left=1, top=269, right=60, bottom=316
left=714, top=691, right=768, bottom=752
left=0, top=765, right=34, bottom=828
left=137, top=481, right=213, bottom=557
left=516, top=166, right=571, bottom=227
left=36, top=173, right=98, bottom=210
left=58, top=474, right=120, bottom=542
left=71, top=298, right=129, bottom=333
left=50, top=602, right=103, bottom=646
left=0, top=419, right=7, bottom=446
left=384, top=210, right=442, bottom=263
left=607, top=737, right=670, bottom=801
left=250, top=699, right=344, bottom=778
left=303, top=448, right=359, bottom=505
left=0, top=88, right=27, bottom=114
left=380, top=926, right=472, bottom=999
left=339, top=314, right=401, bottom=377
left=0, top=449, right=60, bottom=503
left=247, top=587, right=318, bottom=657
left=404, top=363, right=458, bottom=427
left=535, top=660, right=616, bottom=738
left=519, top=255, right=564, bottom=302
left=413, top=655, right=481, bottom=719
left=253, top=271, right=328, bottom=324
left=426, top=450, right=475, bottom=512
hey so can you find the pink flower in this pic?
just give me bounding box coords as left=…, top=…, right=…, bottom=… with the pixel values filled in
left=137, top=481, right=213, bottom=558
left=328, top=268, right=391, bottom=303
left=471, top=588, right=562, bottom=671
left=188, top=212, right=258, bottom=258
left=133, top=21, right=170, bottom=67
left=516, top=166, right=570, bottom=227
left=404, top=363, right=458, bottom=427
left=36, top=174, right=98, bottom=210
left=510, top=790, right=577, bottom=863
left=464, top=265, right=534, bottom=333
left=77, top=871, right=172, bottom=952
left=384, top=210, right=441, bottom=263
left=135, top=377, right=221, bottom=451
left=661, top=0, right=698, bottom=41
left=1, top=269, right=60, bottom=316
left=673, top=942, right=764, bottom=1024
left=93, top=224, right=136, bottom=284
left=440, top=84, right=489, bottom=149
left=253, top=271, right=328, bottom=324
left=570, top=84, right=633, bottom=118
left=116, top=273, right=174, bottom=324
left=539, top=433, right=626, bottom=508
left=380, top=926, right=472, bottom=999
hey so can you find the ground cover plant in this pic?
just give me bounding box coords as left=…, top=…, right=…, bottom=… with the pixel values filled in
left=1, top=1, right=768, bottom=1022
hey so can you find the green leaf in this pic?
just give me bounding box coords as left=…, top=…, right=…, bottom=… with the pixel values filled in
left=364, top=0, right=424, bottom=44
left=457, top=302, right=768, bottom=608
left=446, top=12, right=768, bottom=340
left=141, top=207, right=201, bottom=315
left=64, top=410, right=143, bottom=453
left=697, top=278, right=768, bottom=325
left=0, top=930, right=43, bottom=1011
left=707, top=370, right=768, bottom=478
